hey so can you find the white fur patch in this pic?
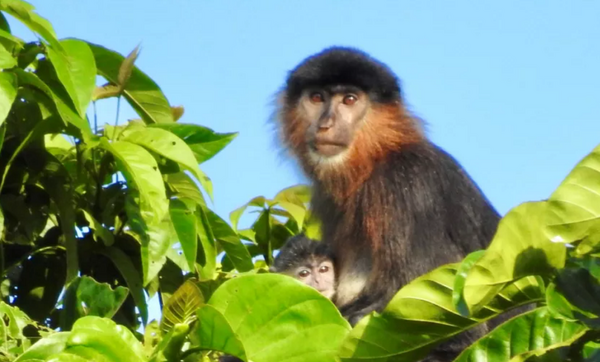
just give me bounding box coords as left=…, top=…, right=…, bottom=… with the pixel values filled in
left=307, top=149, right=349, bottom=169
left=335, top=273, right=368, bottom=306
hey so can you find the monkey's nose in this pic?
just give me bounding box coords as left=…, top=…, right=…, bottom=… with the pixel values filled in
left=317, top=115, right=335, bottom=130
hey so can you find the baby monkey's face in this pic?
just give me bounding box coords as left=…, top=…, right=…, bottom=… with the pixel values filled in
left=289, top=257, right=336, bottom=300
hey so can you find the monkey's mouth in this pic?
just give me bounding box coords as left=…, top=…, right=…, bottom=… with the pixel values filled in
left=312, top=141, right=347, bottom=157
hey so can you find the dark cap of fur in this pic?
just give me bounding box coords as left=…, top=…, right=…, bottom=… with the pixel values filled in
left=285, top=46, right=401, bottom=104
left=271, top=234, right=333, bottom=273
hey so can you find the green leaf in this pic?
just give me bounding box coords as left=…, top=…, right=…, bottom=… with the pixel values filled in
left=62, top=316, right=146, bottom=362
left=0, top=43, right=16, bottom=68
left=39, top=151, right=79, bottom=283
left=142, top=215, right=176, bottom=287
left=80, top=209, right=114, bottom=246
left=204, top=274, right=350, bottom=362
left=149, top=123, right=237, bottom=163
left=0, top=71, right=17, bottom=125
left=14, top=68, right=93, bottom=140
left=546, top=143, right=600, bottom=248
left=87, top=42, right=174, bottom=124
left=340, top=264, right=544, bottom=361
left=46, top=39, right=96, bottom=117
left=195, top=305, right=247, bottom=361
left=169, top=199, right=197, bottom=271
left=548, top=268, right=600, bottom=320
left=0, top=0, right=63, bottom=52
left=0, top=301, right=35, bottom=340
left=160, top=279, right=204, bottom=335
left=0, top=13, right=24, bottom=52
left=229, top=196, right=267, bottom=231
left=463, top=202, right=567, bottom=313
left=273, top=184, right=312, bottom=205
left=14, top=332, right=70, bottom=361
left=197, top=205, right=217, bottom=280
left=273, top=200, right=306, bottom=230
left=122, top=126, right=213, bottom=200
left=100, top=246, right=148, bottom=325
left=61, top=276, right=129, bottom=330
left=584, top=342, right=600, bottom=360
left=149, top=323, right=189, bottom=362
left=453, top=250, right=485, bottom=316
left=100, top=138, right=168, bottom=235
left=205, top=208, right=253, bottom=272
left=454, top=308, right=587, bottom=362
left=165, top=172, right=206, bottom=206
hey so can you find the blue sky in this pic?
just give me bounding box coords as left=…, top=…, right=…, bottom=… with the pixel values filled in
left=13, top=1, right=599, bottom=220
left=8, top=1, right=600, bottom=321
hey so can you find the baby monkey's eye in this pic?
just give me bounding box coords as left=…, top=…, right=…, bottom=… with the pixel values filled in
left=342, top=94, right=357, bottom=105
left=310, top=92, right=324, bottom=103
left=298, top=269, right=310, bottom=278
left=319, top=266, right=330, bottom=273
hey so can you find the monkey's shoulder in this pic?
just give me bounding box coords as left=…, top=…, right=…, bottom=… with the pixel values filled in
left=379, top=142, right=475, bottom=186
left=373, top=141, right=499, bottom=219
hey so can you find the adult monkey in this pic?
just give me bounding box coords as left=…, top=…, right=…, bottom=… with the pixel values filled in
left=274, top=47, right=500, bottom=357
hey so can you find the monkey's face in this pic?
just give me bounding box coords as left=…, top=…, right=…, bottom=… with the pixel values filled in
left=289, top=258, right=336, bottom=299
left=297, top=87, right=370, bottom=165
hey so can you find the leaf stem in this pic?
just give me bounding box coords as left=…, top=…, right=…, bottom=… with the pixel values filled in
left=113, top=96, right=121, bottom=140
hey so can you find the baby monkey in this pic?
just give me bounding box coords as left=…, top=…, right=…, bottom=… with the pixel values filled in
left=271, top=234, right=336, bottom=299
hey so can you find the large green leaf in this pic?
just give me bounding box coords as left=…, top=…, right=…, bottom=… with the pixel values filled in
left=122, top=126, right=213, bottom=199
left=339, top=265, right=544, bottom=361
left=546, top=143, right=600, bottom=245
left=463, top=202, right=566, bottom=313
left=87, top=42, right=174, bottom=124
left=169, top=199, right=197, bottom=271
left=100, top=138, right=168, bottom=235
left=0, top=71, right=17, bottom=126
left=205, top=208, right=253, bottom=272
left=0, top=0, right=63, bottom=52
left=203, top=274, right=350, bottom=362
left=149, top=123, right=237, bottom=163
left=454, top=308, right=587, bottom=362
left=46, top=39, right=96, bottom=117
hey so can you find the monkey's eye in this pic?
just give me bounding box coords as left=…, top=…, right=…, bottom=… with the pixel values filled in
left=309, top=92, right=324, bottom=103
left=319, top=266, right=330, bottom=273
left=342, top=94, right=357, bottom=105
left=298, top=269, right=311, bottom=278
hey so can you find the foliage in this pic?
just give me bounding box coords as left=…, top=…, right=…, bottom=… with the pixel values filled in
left=0, top=0, right=242, bottom=337
left=0, top=1, right=598, bottom=361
